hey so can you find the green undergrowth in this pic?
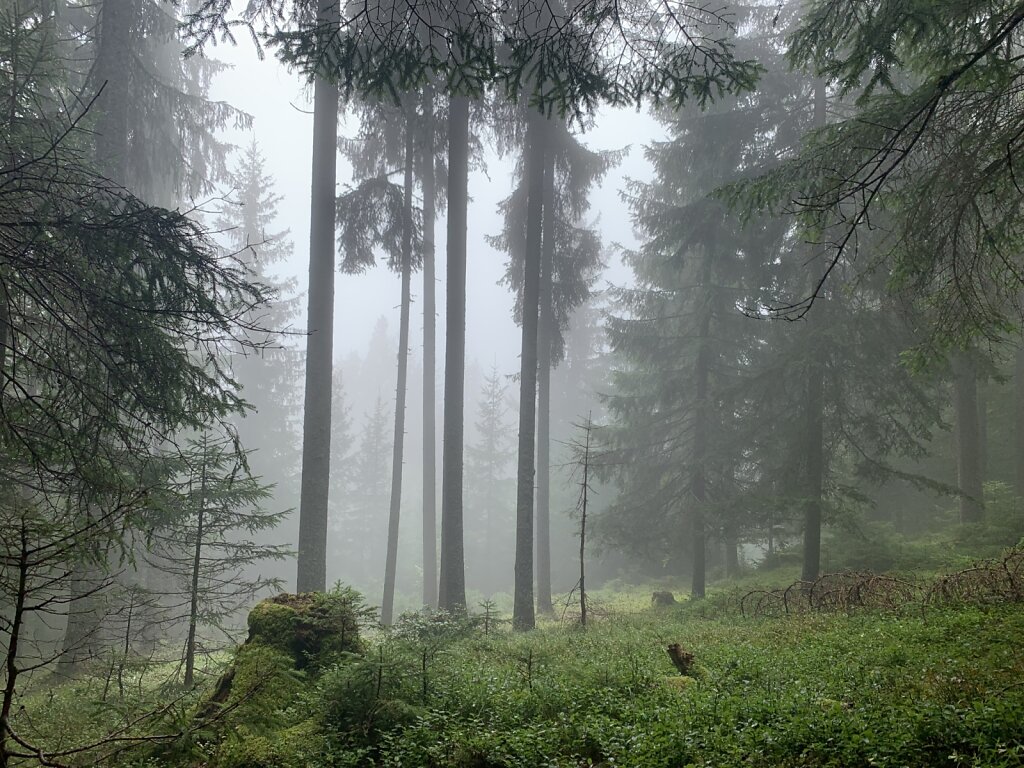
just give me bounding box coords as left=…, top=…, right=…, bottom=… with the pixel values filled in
left=196, top=603, right=1024, bottom=768
left=19, top=587, right=1024, bottom=768
left=364, top=607, right=1024, bottom=768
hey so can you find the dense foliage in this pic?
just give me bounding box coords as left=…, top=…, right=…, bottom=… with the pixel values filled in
left=16, top=572, right=1024, bottom=767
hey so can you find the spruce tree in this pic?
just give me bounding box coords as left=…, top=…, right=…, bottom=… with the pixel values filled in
left=215, top=140, right=302, bottom=527
left=347, top=396, right=393, bottom=587
left=0, top=0, right=272, bottom=749
left=465, top=367, right=516, bottom=595
left=601, top=3, right=946, bottom=587
left=89, top=0, right=245, bottom=201
left=336, top=95, right=426, bottom=623
left=494, top=117, right=613, bottom=614
left=146, top=430, right=288, bottom=687
left=732, top=0, right=1024, bottom=351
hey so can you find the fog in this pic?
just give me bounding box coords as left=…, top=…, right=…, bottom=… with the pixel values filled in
left=205, top=45, right=670, bottom=609
left=4, top=2, right=1023, bottom=734
left=209, top=47, right=658, bottom=366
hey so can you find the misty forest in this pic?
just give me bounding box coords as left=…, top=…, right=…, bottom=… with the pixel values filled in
left=4, top=0, right=1024, bottom=765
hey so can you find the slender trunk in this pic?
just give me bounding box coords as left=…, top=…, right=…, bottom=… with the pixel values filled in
left=296, top=3, right=339, bottom=593
left=978, top=376, right=988, bottom=482
left=578, top=418, right=591, bottom=628
left=58, top=556, right=103, bottom=676
left=381, top=118, right=415, bottom=626
left=438, top=96, right=469, bottom=611
left=691, top=248, right=712, bottom=600
left=724, top=522, right=740, bottom=578
left=801, top=80, right=827, bottom=584
left=535, top=140, right=555, bottom=616
left=0, top=286, right=10, bottom=380
left=1016, top=347, right=1024, bottom=496
left=421, top=91, right=438, bottom=610
left=94, top=0, right=130, bottom=186
left=953, top=351, right=985, bottom=523
left=183, top=444, right=207, bottom=688
left=802, top=354, right=825, bottom=582
left=513, top=112, right=546, bottom=631
left=0, top=524, right=28, bottom=768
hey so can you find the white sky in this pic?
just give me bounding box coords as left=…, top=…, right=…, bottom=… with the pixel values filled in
left=208, top=44, right=667, bottom=371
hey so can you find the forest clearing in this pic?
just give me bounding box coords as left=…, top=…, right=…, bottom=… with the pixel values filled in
left=5, top=0, right=1024, bottom=764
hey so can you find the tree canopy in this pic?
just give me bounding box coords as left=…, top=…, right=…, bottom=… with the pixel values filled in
left=185, top=0, right=760, bottom=116
left=727, top=0, right=1024, bottom=355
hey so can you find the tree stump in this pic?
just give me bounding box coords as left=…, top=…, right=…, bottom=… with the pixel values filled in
left=652, top=590, right=677, bottom=607
left=666, top=643, right=695, bottom=676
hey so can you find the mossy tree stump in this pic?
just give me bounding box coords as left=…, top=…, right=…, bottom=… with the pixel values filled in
left=190, top=589, right=371, bottom=753
left=246, top=591, right=366, bottom=669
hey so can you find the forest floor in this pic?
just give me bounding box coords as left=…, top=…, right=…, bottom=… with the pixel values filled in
left=19, top=561, right=1024, bottom=768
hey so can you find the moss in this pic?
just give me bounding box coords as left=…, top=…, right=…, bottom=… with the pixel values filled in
left=216, top=734, right=283, bottom=768
left=176, top=588, right=371, bottom=766
left=246, top=602, right=298, bottom=654
left=216, top=719, right=329, bottom=768
left=246, top=591, right=366, bottom=670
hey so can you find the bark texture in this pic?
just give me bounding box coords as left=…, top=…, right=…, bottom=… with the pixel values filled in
left=296, top=7, right=339, bottom=592
left=421, top=92, right=438, bottom=609
left=439, top=96, right=469, bottom=611
left=535, top=139, right=555, bottom=616
left=513, top=112, right=546, bottom=631
left=381, top=116, right=415, bottom=625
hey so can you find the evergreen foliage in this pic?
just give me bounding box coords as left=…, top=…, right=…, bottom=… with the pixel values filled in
left=465, top=367, right=516, bottom=595
left=334, top=396, right=392, bottom=586
left=186, top=0, right=760, bottom=117
left=601, top=3, right=948, bottom=586
left=215, top=140, right=303, bottom=535
left=0, top=0, right=273, bottom=760
left=145, top=429, right=289, bottom=685
left=727, top=0, right=1024, bottom=353
left=494, top=118, right=613, bottom=365
left=90, top=0, right=248, bottom=202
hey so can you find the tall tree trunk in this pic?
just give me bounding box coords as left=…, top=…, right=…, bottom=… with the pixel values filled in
left=535, top=140, right=555, bottom=617
left=691, top=248, right=712, bottom=600
left=381, top=115, right=415, bottom=626
left=802, top=351, right=825, bottom=582
left=438, top=95, right=469, bottom=611
left=296, top=0, right=339, bottom=593
left=0, top=525, right=28, bottom=768
left=93, top=0, right=130, bottom=185
left=801, top=80, right=828, bottom=584
left=421, top=90, right=438, bottom=609
left=1015, top=347, right=1024, bottom=496
left=724, top=522, right=740, bottom=578
left=183, top=442, right=207, bottom=688
left=953, top=351, right=985, bottom=523
left=58, top=565, right=102, bottom=676
left=513, top=111, right=546, bottom=631
left=59, top=0, right=132, bottom=664
left=977, top=375, right=988, bottom=483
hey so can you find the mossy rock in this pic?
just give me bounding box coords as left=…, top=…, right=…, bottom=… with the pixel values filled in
left=247, top=591, right=365, bottom=669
